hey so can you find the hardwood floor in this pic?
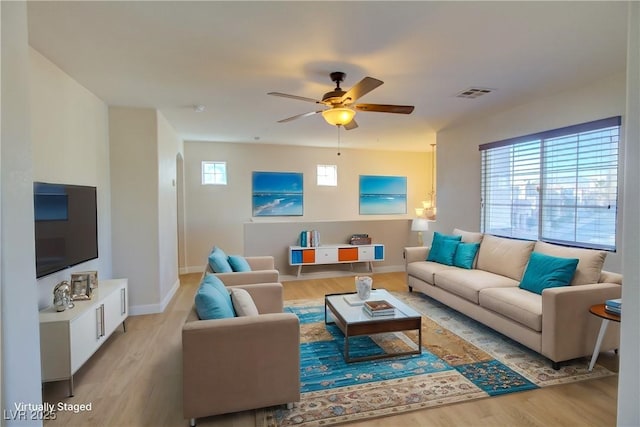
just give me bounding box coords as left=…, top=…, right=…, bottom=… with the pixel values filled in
left=43, top=272, right=619, bottom=427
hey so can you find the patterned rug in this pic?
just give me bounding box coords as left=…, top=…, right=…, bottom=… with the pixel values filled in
left=267, top=291, right=615, bottom=427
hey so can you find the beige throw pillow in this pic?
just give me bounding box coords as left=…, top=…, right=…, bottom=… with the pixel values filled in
left=230, top=288, right=259, bottom=316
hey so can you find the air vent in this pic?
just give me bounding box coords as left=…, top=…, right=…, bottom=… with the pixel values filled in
left=456, top=87, right=494, bottom=99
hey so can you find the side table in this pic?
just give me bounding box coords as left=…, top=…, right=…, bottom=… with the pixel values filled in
left=588, top=303, right=620, bottom=371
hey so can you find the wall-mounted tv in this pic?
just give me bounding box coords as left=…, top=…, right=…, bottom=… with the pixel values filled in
left=33, top=182, right=98, bottom=278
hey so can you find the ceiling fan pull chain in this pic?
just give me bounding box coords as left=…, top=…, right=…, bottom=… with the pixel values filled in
left=337, top=126, right=341, bottom=156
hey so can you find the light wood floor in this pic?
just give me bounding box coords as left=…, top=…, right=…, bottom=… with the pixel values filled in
left=43, top=272, right=619, bottom=427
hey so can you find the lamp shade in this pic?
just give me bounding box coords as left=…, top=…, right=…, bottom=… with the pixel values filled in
left=411, top=218, right=430, bottom=232
left=322, top=107, right=356, bottom=126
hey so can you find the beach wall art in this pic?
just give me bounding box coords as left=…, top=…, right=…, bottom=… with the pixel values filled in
left=359, top=175, right=407, bottom=215
left=252, top=171, right=303, bottom=216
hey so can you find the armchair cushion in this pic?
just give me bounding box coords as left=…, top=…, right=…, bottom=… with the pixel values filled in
left=228, top=255, right=252, bottom=272
left=195, top=274, right=236, bottom=320
left=230, top=288, right=259, bottom=316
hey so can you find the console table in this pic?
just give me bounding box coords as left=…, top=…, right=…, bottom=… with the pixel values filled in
left=289, top=244, right=384, bottom=277
left=39, top=278, right=128, bottom=396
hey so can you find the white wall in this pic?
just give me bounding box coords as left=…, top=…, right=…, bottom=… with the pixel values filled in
left=29, top=49, right=112, bottom=309
left=1, top=2, right=44, bottom=424
left=183, top=141, right=431, bottom=272
left=109, top=107, right=181, bottom=314
left=156, top=111, right=181, bottom=302
left=618, top=2, right=640, bottom=425
left=436, top=71, right=627, bottom=273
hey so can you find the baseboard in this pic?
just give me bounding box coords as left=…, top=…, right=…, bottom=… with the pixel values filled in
left=129, top=278, right=180, bottom=315
left=180, top=265, right=205, bottom=275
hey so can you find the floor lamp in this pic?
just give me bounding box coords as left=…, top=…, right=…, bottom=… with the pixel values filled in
left=411, top=218, right=430, bottom=246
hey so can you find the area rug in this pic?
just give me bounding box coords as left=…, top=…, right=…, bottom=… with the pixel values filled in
left=267, top=291, right=615, bottom=427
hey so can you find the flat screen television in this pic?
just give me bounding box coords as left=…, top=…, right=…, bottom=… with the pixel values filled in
left=33, top=182, right=98, bottom=278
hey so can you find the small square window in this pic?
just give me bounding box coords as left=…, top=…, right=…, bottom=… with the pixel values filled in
left=202, top=161, right=227, bottom=185
left=317, top=164, right=337, bottom=186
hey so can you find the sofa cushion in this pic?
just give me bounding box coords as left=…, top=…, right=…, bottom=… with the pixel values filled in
left=434, top=268, right=519, bottom=304
left=533, top=241, right=606, bottom=286
left=208, top=247, right=233, bottom=273
left=195, top=274, right=236, bottom=320
left=453, top=228, right=484, bottom=243
left=228, top=255, right=252, bottom=272
left=479, top=287, right=543, bottom=332
left=476, top=235, right=535, bottom=281
left=453, top=242, right=480, bottom=269
left=519, top=252, right=578, bottom=295
left=427, top=232, right=462, bottom=264
left=230, top=288, right=259, bottom=316
left=406, top=261, right=456, bottom=285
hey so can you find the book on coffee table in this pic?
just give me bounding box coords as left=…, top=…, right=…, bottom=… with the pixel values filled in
left=343, top=294, right=366, bottom=306
left=363, top=300, right=395, bottom=317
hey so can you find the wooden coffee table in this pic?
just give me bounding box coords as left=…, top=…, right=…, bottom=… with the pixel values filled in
left=324, top=289, right=422, bottom=363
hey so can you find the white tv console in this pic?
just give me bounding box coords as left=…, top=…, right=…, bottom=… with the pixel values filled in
left=39, top=278, right=128, bottom=396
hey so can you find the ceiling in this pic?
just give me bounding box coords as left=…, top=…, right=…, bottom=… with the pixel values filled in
left=26, top=1, right=628, bottom=152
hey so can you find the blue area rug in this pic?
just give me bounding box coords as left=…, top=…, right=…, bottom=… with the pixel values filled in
left=273, top=292, right=614, bottom=426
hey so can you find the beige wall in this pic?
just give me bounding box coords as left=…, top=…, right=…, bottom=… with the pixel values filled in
left=183, top=141, right=431, bottom=272
left=29, top=48, right=112, bottom=309
left=436, top=71, right=627, bottom=273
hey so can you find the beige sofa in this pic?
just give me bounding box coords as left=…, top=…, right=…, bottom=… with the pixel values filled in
left=405, top=229, right=622, bottom=369
left=182, top=282, right=300, bottom=426
left=205, top=255, right=279, bottom=286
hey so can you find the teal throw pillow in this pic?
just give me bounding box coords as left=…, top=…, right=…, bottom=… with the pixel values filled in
left=519, top=252, right=579, bottom=295
left=228, top=255, right=252, bottom=272
left=432, top=239, right=459, bottom=266
left=427, top=232, right=462, bottom=264
left=453, top=242, right=480, bottom=269
left=195, top=274, right=236, bottom=319
left=208, top=247, right=233, bottom=273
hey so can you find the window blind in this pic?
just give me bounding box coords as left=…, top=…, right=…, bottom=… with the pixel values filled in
left=480, top=116, right=621, bottom=251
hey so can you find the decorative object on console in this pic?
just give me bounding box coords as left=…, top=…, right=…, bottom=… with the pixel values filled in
left=349, top=233, right=371, bottom=245
left=299, top=230, right=320, bottom=247
left=75, top=270, right=98, bottom=289
left=71, top=272, right=92, bottom=300
left=355, top=276, right=373, bottom=300
left=53, top=280, right=73, bottom=311
left=411, top=218, right=429, bottom=246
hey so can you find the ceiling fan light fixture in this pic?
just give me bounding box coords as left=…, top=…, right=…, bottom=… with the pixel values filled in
left=322, top=107, right=356, bottom=127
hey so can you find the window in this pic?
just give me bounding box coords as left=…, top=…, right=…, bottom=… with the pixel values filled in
left=317, top=164, right=337, bottom=186
left=202, top=161, right=227, bottom=185
left=480, top=116, right=621, bottom=251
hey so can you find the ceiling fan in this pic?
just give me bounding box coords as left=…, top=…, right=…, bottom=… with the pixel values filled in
left=268, top=72, right=414, bottom=130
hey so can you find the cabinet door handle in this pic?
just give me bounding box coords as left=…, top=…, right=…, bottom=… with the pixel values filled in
left=120, top=288, right=126, bottom=315
left=96, top=306, right=102, bottom=339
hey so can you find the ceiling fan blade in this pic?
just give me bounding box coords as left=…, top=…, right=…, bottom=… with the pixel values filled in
left=268, top=92, right=322, bottom=104
left=277, top=110, right=323, bottom=123
left=355, top=104, right=415, bottom=114
left=344, top=119, right=358, bottom=130
left=340, top=77, right=383, bottom=104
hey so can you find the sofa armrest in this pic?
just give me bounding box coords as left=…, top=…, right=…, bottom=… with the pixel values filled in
left=404, top=246, right=430, bottom=264
left=541, top=282, right=621, bottom=362
left=182, top=313, right=300, bottom=418
left=232, top=282, right=284, bottom=314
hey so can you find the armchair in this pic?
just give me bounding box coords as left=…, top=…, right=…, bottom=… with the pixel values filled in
left=182, top=282, right=300, bottom=426
left=205, top=255, right=279, bottom=286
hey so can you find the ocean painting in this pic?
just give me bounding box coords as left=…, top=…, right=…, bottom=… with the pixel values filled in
left=359, top=175, right=407, bottom=215
left=252, top=171, right=303, bottom=216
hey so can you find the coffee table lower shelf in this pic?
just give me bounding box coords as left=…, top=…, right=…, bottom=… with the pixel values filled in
left=324, top=291, right=422, bottom=363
